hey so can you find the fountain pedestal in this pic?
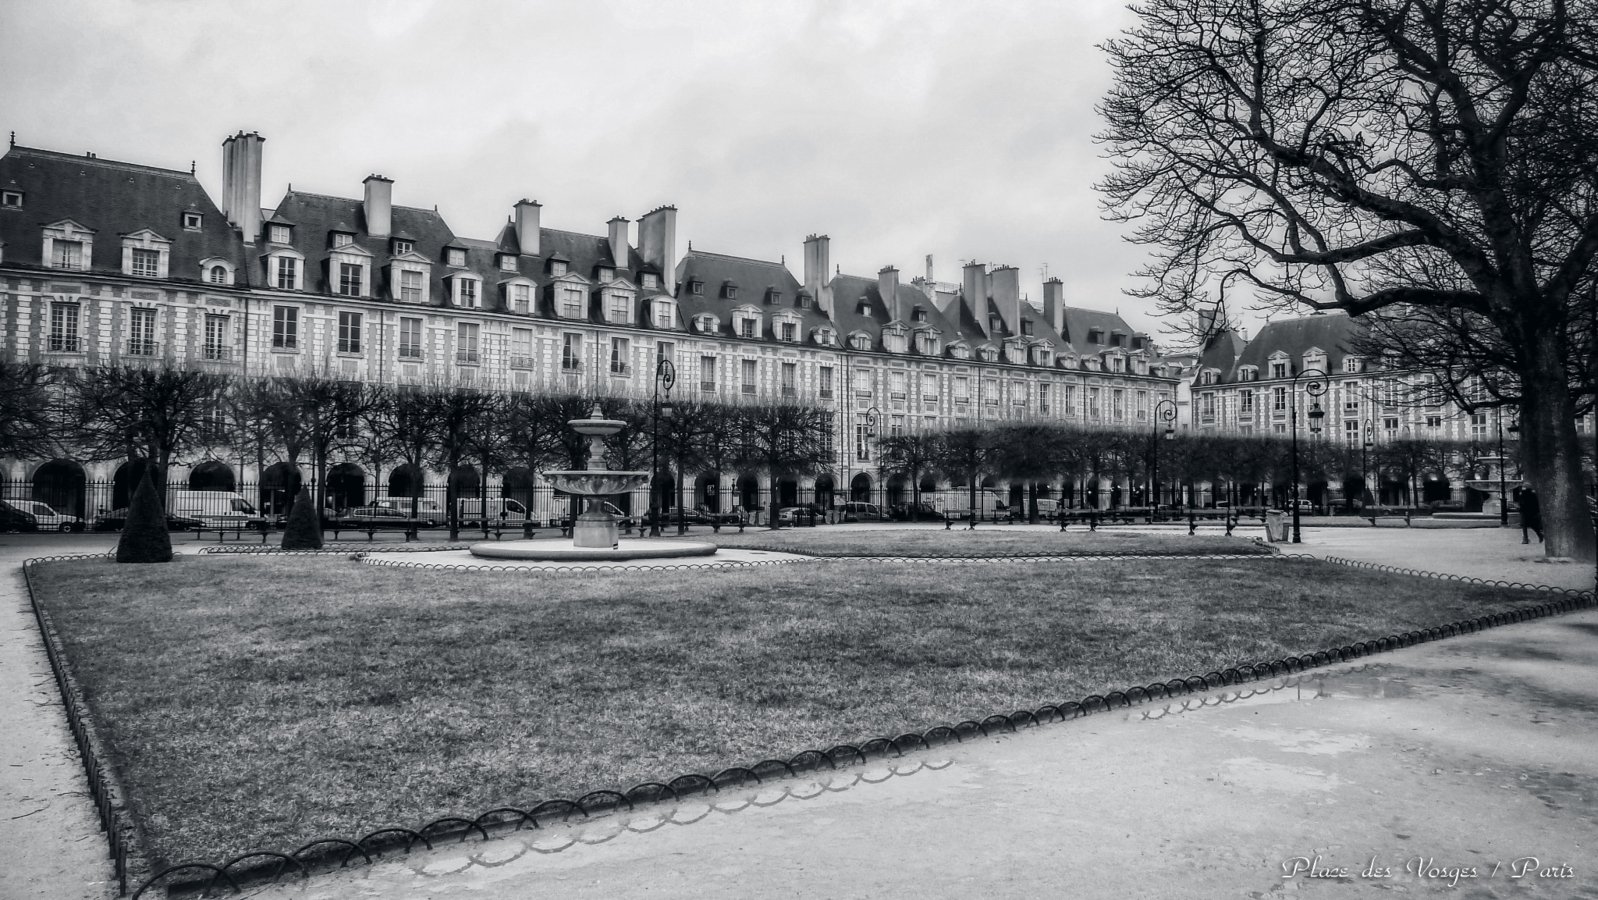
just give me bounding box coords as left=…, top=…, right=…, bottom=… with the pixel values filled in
left=573, top=500, right=621, bottom=549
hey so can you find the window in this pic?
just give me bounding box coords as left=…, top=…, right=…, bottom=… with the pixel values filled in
left=269, top=224, right=291, bottom=244
left=1471, top=412, right=1489, bottom=440
left=183, top=212, right=203, bottom=230
left=915, top=332, right=937, bottom=355
left=1, top=190, right=22, bottom=208
left=1426, top=414, right=1443, bottom=429
left=1061, top=385, right=1075, bottom=417
left=652, top=299, right=674, bottom=328
left=700, top=356, right=717, bottom=393
left=982, top=380, right=999, bottom=406
left=1240, top=391, right=1255, bottom=415
left=856, top=422, right=872, bottom=462
left=725, top=285, right=738, bottom=300
left=1200, top=392, right=1215, bottom=420
left=1344, top=420, right=1361, bottom=443
left=889, top=371, right=907, bottom=402
left=690, top=280, right=703, bottom=295
left=510, top=283, right=532, bottom=314
left=954, top=377, right=970, bottom=403
left=1272, top=386, right=1288, bottom=412
left=399, top=317, right=423, bottom=359
left=274, top=256, right=299, bottom=290
left=607, top=293, right=630, bottom=324
left=610, top=337, right=630, bottom=375
left=1113, top=389, right=1126, bottom=420
left=850, top=333, right=870, bottom=351
left=781, top=362, right=797, bottom=397
left=819, top=366, right=834, bottom=399
left=655, top=340, right=675, bottom=368
left=338, top=311, right=363, bottom=353
left=441, top=247, right=462, bottom=266
left=643, top=273, right=659, bottom=290
left=208, top=265, right=228, bottom=284
left=203, top=314, right=229, bottom=360
left=1038, top=383, right=1050, bottom=413
left=499, top=254, right=517, bottom=272
left=455, top=323, right=480, bottom=364
left=51, top=240, right=83, bottom=269
left=560, top=288, right=585, bottom=319
left=598, top=267, right=615, bottom=284
left=739, top=318, right=757, bottom=339
left=128, top=307, right=157, bottom=356
left=48, top=302, right=80, bottom=352
left=854, top=368, right=873, bottom=396
left=399, top=269, right=423, bottom=303
left=510, top=328, right=533, bottom=368
left=562, top=333, right=583, bottom=371
left=457, top=278, right=480, bottom=308
left=781, top=321, right=797, bottom=343
left=924, top=373, right=940, bottom=404
left=332, top=233, right=354, bottom=248
left=1344, top=357, right=1362, bottom=373
left=741, top=359, right=757, bottom=394
left=1087, top=386, right=1101, bottom=418
left=393, top=240, right=413, bottom=256
left=337, top=262, right=364, bottom=297
left=272, top=306, right=298, bottom=350
left=550, top=259, right=569, bottom=277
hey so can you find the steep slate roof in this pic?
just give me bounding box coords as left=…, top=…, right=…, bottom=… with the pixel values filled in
left=266, top=190, right=459, bottom=302
left=674, top=249, right=836, bottom=342
left=830, top=273, right=968, bottom=352
left=1058, top=307, right=1139, bottom=358
left=1228, top=314, right=1366, bottom=381
left=538, top=226, right=646, bottom=281
left=0, top=146, right=245, bottom=280
left=1195, top=328, right=1249, bottom=376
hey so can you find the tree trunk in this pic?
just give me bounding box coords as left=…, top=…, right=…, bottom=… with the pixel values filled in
left=1520, top=339, right=1596, bottom=561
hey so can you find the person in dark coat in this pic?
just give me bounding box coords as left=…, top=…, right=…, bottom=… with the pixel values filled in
left=1516, top=483, right=1543, bottom=544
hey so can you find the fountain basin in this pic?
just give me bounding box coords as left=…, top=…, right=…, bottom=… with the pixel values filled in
left=544, top=470, right=650, bottom=496
left=469, top=538, right=718, bottom=562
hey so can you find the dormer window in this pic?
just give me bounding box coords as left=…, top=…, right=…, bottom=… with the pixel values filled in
left=182, top=212, right=203, bottom=231
left=1344, top=356, right=1362, bottom=373
left=131, top=248, right=160, bottom=277
left=884, top=327, right=908, bottom=354
left=989, top=316, right=1003, bottom=333
left=1087, top=329, right=1102, bottom=344
left=446, top=247, right=467, bottom=267
left=799, top=294, right=813, bottom=310
left=651, top=298, right=675, bottom=329
left=43, top=220, right=94, bottom=271
left=857, top=300, right=872, bottom=316
left=598, top=266, right=615, bottom=283
left=499, top=254, right=518, bottom=273
left=979, top=347, right=998, bottom=362
left=201, top=258, right=235, bottom=286
left=551, top=259, right=569, bottom=277
left=915, top=332, right=938, bottom=356
left=208, top=265, right=228, bottom=284
left=121, top=229, right=171, bottom=279
left=558, top=286, right=586, bottom=319
left=689, top=279, right=703, bottom=295
left=1111, top=332, right=1125, bottom=347
left=780, top=321, right=797, bottom=342
left=812, top=327, right=836, bottom=346
left=332, top=232, right=354, bottom=249
left=850, top=333, right=871, bottom=351
left=724, top=283, right=738, bottom=300
left=642, top=272, right=659, bottom=290
left=449, top=274, right=482, bottom=309
left=693, top=313, right=719, bottom=333
left=949, top=344, right=971, bottom=360
left=766, top=288, right=781, bottom=305
left=912, top=306, right=928, bottom=323
left=269, top=224, right=291, bottom=244
left=393, top=239, right=413, bottom=255
left=739, top=318, right=757, bottom=339
left=605, top=291, right=632, bottom=325
left=1, top=190, right=22, bottom=209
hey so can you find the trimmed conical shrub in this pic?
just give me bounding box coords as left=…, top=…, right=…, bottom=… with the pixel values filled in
left=116, top=467, right=173, bottom=563
left=281, top=487, right=323, bottom=550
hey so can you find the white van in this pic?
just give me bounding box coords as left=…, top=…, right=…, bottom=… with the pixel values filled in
left=457, top=497, right=529, bottom=527
left=168, top=490, right=266, bottom=529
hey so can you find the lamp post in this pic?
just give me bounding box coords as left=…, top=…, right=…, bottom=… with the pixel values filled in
left=1289, top=367, right=1328, bottom=543
left=1151, top=398, right=1177, bottom=520
left=863, top=406, right=880, bottom=512
left=1496, top=408, right=1509, bottom=526
left=1361, top=420, right=1374, bottom=512
left=649, top=356, right=676, bottom=537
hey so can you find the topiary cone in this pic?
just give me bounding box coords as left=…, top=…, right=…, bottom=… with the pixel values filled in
left=281, top=487, right=323, bottom=550
left=116, top=466, right=173, bottom=563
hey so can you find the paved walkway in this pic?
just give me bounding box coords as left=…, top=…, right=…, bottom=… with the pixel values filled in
left=2, top=527, right=1594, bottom=898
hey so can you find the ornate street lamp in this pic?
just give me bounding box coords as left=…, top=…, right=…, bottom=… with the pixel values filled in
left=1361, top=420, right=1374, bottom=512
left=649, top=356, right=676, bottom=537
left=1290, top=367, right=1328, bottom=543
left=1496, top=408, right=1509, bottom=527
left=1151, top=398, right=1177, bottom=521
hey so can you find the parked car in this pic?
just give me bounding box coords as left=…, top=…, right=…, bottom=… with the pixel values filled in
left=832, top=501, right=885, bottom=522
left=459, top=497, right=530, bottom=528
left=8, top=500, right=83, bottom=532
left=168, top=490, right=267, bottom=530
left=342, top=499, right=439, bottom=527
left=645, top=506, right=715, bottom=527
left=337, top=504, right=423, bottom=528
left=381, top=497, right=444, bottom=527
left=91, top=507, right=205, bottom=532
left=0, top=499, right=40, bottom=533
left=889, top=501, right=947, bottom=522
left=559, top=500, right=636, bottom=530
left=776, top=506, right=824, bottom=526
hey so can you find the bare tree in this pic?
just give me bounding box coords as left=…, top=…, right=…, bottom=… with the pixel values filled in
left=0, top=358, right=57, bottom=460
left=935, top=427, right=999, bottom=529
left=272, top=371, right=375, bottom=521
left=731, top=400, right=834, bottom=529
left=875, top=432, right=944, bottom=514
left=1099, top=0, right=1598, bottom=559
left=60, top=363, right=230, bottom=491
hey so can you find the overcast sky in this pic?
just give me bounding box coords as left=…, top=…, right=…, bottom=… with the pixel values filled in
left=0, top=0, right=1223, bottom=343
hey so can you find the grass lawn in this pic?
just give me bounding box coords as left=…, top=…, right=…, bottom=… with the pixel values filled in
left=32, top=553, right=1547, bottom=871
left=706, top=526, right=1270, bottom=557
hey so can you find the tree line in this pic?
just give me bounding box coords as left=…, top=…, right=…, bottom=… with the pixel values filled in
left=0, top=359, right=833, bottom=538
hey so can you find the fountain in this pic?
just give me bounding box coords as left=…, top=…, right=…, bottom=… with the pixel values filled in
left=1460, top=455, right=1515, bottom=519
left=468, top=404, right=717, bottom=562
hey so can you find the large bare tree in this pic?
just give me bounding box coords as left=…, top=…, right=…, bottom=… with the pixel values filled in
left=60, top=363, right=230, bottom=491
left=1098, top=0, right=1598, bottom=559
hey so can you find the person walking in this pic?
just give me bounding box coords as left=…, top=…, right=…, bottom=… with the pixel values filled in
left=1517, top=482, right=1543, bottom=544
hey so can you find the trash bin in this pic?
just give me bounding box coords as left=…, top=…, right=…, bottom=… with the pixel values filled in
left=1264, top=509, right=1289, bottom=542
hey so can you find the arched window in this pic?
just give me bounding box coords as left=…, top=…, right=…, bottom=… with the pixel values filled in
left=208, top=265, right=228, bottom=284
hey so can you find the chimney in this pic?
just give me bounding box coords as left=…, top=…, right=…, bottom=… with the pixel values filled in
left=803, top=234, right=833, bottom=318
left=925, top=253, right=934, bottom=284
left=638, top=205, right=677, bottom=288
left=607, top=215, right=630, bottom=268
left=990, top=266, right=1020, bottom=335
left=878, top=265, right=900, bottom=322
left=514, top=199, right=541, bottom=256
left=962, top=261, right=989, bottom=338
left=221, top=131, right=264, bottom=244
left=1042, top=277, right=1066, bottom=336
left=363, top=175, right=393, bottom=239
